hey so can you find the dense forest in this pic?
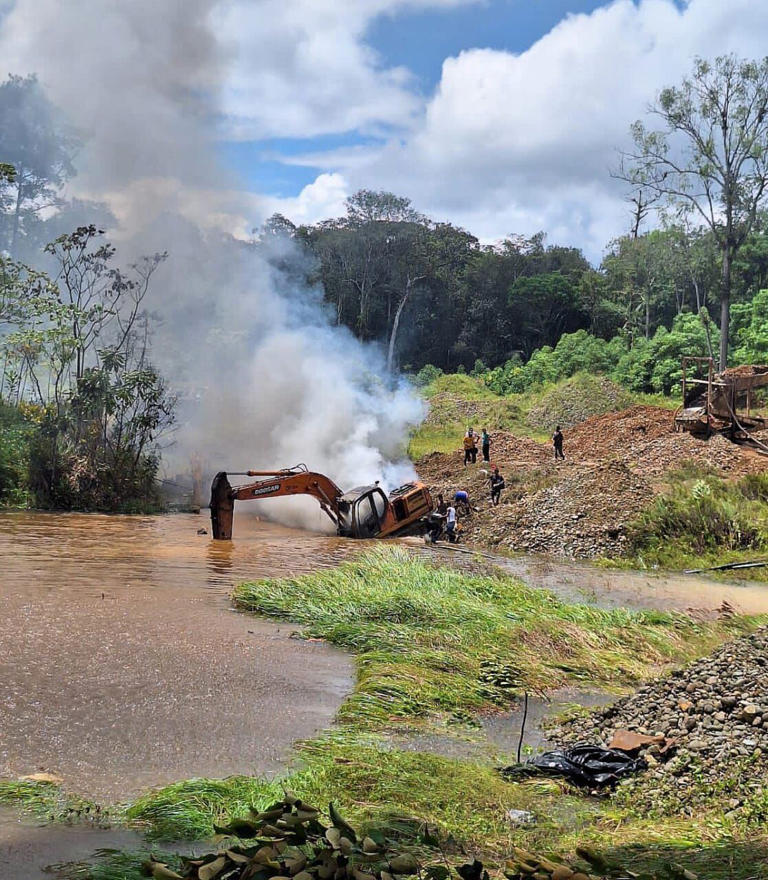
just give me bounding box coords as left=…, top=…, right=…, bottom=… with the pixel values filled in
left=272, top=56, right=768, bottom=391
left=261, top=191, right=768, bottom=395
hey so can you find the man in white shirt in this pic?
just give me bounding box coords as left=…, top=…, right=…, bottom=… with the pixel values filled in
left=446, top=505, right=457, bottom=542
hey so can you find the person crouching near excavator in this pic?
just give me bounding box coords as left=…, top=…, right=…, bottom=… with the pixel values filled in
left=454, top=489, right=472, bottom=517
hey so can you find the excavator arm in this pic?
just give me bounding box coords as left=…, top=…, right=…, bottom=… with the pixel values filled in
left=210, top=465, right=344, bottom=540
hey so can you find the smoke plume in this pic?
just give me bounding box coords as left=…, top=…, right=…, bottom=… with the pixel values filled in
left=0, top=0, right=424, bottom=529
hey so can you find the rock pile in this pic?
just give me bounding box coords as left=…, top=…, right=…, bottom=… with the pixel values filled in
left=416, top=403, right=768, bottom=558
left=556, top=628, right=768, bottom=791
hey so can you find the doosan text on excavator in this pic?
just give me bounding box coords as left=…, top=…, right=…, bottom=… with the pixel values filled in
left=209, top=464, right=433, bottom=540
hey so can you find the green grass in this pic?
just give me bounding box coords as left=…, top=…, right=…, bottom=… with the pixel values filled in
left=0, top=400, right=33, bottom=507
left=0, top=779, right=97, bottom=821
left=407, top=375, right=536, bottom=459
left=627, top=470, right=768, bottom=572
left=118, top=548, right=767, bottom=878
left=407, top=372, right=675, bottom=460
left=233, top=547, right=747, bottom=726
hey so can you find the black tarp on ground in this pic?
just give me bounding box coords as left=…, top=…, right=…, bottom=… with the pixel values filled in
left=500, top=743, right=647, bottom=787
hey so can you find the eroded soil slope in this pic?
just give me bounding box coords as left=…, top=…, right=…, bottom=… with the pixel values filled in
left=417, top=405, right=768, bottom=557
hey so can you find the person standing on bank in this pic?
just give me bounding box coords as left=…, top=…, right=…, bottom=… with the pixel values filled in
left=463, top=429, right=474, bottom=466
left=490, top=467, right=505, bottom=506
left=481, top=428, right=491, bottom=462
left=553, top=425, right=565, bottom=460
left=446, top=503, right=457, bottom=542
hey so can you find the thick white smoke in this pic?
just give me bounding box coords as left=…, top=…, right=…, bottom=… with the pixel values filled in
left=0, top=0, right=425, bottom=529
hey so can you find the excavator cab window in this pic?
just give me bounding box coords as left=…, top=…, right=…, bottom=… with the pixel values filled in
left=352, top=488, right=387, bottom=538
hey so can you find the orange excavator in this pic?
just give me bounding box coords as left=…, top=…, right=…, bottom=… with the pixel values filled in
left=209, top=464, right=433, bottom=540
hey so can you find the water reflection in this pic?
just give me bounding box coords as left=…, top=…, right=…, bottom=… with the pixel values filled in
left=0, top=510, right=357, bottom=602
left=206, top=536, right=235, bottom=587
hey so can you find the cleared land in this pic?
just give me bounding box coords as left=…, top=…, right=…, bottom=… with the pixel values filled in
left=417, top=392, right=768, bottom=563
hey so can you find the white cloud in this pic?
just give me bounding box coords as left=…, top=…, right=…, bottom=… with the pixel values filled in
left=217, top=0, right=481, bottom=139
left=259, top=173, right=350, bottom=226
left=298, top=0, right=768, bottom=260
left=5, top=0, right=768, bottom=259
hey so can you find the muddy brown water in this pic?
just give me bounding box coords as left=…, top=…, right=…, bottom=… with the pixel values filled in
left=0, top=511, right=358, bottom=803
left=3, top=512, right=768, bottom=878
left=423, top=542, right=768, bottom=615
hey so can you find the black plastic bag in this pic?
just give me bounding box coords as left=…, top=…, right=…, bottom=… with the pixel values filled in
left=500, top=743, right=646, bottom=788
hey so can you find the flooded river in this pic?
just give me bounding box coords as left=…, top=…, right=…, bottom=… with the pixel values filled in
left=0, top=511, right=358, bottom=803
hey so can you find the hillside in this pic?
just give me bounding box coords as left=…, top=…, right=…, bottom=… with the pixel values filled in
left=414, top=378, right=768, bottom=560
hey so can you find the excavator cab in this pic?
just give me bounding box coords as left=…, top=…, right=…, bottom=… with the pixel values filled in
left=337, top=485, right=388, bottom=539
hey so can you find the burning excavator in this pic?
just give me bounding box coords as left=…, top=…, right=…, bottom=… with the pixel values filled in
left=209, top=464, right=432, bottom=540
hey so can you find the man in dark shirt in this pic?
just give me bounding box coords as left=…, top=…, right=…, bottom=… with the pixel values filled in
left=481, top=428, right=491, bottom=462
left=490, top=467, right=505, bottom=506
left=553, top=425, right=565, bottom=460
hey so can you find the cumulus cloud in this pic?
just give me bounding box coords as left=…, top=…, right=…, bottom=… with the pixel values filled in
left=0, top=0, right=477, bottom=235
left=285, top=0, right=768, bottom=259
left=215, top=0, right=481, bottom=140
left=5, top=0, right=768, bottom=258
left=259, top=173, right=350, bottom=226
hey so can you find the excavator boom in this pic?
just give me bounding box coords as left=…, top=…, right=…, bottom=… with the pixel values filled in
left=209, top=464, right=432, bottom=541
left=210, top=465, right=344, bottom=540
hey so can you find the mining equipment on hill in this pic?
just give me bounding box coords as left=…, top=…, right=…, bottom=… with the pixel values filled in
left=675, top=357, right=768, bottom=447
left=209, top=464, right=432, bottom=540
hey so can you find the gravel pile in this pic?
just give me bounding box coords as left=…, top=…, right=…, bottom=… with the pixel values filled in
left=416, top=404, right=768, bottom=558
left=557, top=628, right=768, bottom=783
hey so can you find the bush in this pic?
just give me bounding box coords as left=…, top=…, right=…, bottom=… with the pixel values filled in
left=0, top=402, right=32, bottom=506
left=481, top=312, right=719, bottom=397
left=628, top=476, right=768, bottom=556
left=412, top=364, right=443, bottom=387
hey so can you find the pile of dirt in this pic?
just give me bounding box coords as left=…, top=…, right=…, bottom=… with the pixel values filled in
left=416, top=404, right=768, bottom=558
left=555, top=627, right=768, bottom=805
left=721, top=364, right=768, bottom=378
left=490, top=460, right=650, bottom=557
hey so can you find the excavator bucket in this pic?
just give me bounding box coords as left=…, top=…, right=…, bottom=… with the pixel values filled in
left=210, top=471, right=234, bottom=540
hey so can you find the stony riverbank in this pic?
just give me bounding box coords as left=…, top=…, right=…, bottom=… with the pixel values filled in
left=555, top=626, right=768, bottom=816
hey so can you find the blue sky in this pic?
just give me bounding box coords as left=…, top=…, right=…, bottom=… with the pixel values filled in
left=220, top=1, right=611, bottom=198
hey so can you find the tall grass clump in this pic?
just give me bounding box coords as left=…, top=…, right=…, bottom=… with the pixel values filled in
left=233, top=547, right=751, bottom=728
left=629, top=472, right=768, bottom=566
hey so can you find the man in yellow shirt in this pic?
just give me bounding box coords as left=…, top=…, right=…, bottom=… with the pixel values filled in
left=463, top=429, right=477, bottom=465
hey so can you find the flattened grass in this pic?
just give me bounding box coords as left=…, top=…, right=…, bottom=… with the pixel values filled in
left=0, top=779, right=93, bottom=820
left=124, top=549, right=764, bottom=875
left=233, top=547, right=751, bottom=728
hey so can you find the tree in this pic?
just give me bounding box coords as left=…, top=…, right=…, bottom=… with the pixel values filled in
left=0, top=75, right=78, bottom=256
left=619, top=55, right=768, bottom=370
left=507, top=271, right=587, bottom=357
left=1, top=226, right=174, bottom=509
left=386, top=222, right=476, bottom=372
